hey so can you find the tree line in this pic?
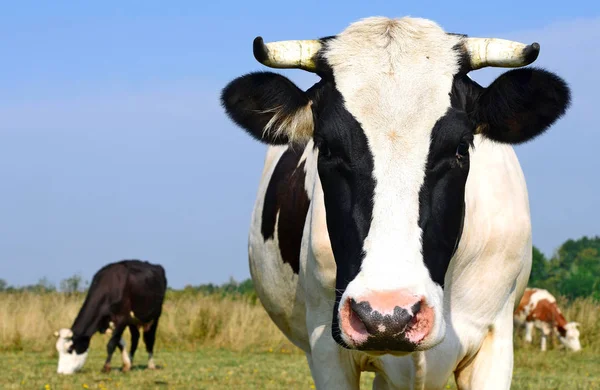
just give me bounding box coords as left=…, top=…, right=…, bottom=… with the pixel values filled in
left=529, top=236, right=600, bottom=301
left=1, top=236, right=598, bottom=301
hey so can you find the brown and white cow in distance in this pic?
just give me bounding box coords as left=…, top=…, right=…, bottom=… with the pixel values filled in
left=514, top=288, right=581, bottom=352
left=222, top=16, right=571, bottom=389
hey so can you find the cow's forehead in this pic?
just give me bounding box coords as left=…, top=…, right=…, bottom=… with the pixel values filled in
left=323, top=17, right=462, bottom=143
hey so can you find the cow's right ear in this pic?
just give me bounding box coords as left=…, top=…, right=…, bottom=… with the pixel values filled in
left=221, top=72, right=314, bottom=145
left=54, top=331, right=59, bottom=337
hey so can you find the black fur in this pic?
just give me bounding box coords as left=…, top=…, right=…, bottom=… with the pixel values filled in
left=467, top=67, right=571, bottom=144
left=220, top=72, right=311, bottom=145
left=310, top=84, right=376, bottom=347
left=261, top=148, right=311, bottom=274
left=419, top=108, right=474, bottom=286
left=68, top=260, right=167, bottom=369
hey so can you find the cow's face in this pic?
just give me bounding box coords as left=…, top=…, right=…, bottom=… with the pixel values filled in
left=55, top=328, right=88, bottom=374
left=559, top=322, right=582, bottom=352
left=222, top=17, right=570, bottom=353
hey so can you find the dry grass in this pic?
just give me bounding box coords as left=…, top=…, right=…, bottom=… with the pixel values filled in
left=1, top=291, right=598, bottom=354
left=0, top=292, right=598, bottom=388
left=0, top=292, right=291, bottom=353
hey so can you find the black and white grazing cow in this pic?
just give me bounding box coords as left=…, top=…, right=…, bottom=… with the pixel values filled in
left=54, top=260, right=167, bottom=374
left=221, top=17, right=570, bottom=389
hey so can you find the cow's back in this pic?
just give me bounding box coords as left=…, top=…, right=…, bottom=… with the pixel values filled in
left=124, top=260, right=167, bottom=322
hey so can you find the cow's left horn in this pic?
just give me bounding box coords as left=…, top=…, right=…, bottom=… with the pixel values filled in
left=464, top=38, right=540, bottom=70
left=253, top=37, right=321, bottom=72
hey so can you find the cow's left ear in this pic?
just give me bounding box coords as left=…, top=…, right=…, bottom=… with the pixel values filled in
left=469, top=68, right=571, bottom=144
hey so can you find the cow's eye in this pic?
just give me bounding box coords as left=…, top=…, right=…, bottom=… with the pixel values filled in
left=456, top=140, right=470, bottom=159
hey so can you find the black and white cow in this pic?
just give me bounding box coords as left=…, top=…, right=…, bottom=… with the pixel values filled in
left=54, top=259, right=167, bottom=374
left=221, top=17, right=570, bottom=389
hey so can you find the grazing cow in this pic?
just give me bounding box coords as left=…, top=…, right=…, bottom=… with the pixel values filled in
left=221, top=16, right=570, bottom=389
left=54, top=259, right=167, bottom=374
left=514, top=288, right=581, bottom=352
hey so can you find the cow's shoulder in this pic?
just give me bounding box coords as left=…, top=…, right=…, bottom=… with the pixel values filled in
left=261, top=144, right=312, bottom=274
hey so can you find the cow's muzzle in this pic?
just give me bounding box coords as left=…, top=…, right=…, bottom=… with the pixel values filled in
left=338, top=289, right=434, bottom=352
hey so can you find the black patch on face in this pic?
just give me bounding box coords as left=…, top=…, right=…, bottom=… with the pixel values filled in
left=309, top=83, right=376, bottom=345
left=557, top=326, right=567, bottom=338
left=418, top=107, right=473, bottom=286
left=261, top=147, right=311, bottom=274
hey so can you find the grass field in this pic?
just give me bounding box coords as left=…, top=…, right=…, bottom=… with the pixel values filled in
left=1, top=292, right=598, bottom=389
left=1, top=347, right=598, bottom=389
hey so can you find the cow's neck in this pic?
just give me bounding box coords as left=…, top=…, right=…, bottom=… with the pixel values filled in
left=445, top=136, right=531, bottom=331
left=71, top=296, right=106, bottom=340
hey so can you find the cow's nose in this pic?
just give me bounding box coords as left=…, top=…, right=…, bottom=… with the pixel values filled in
left=350, top=298, right=418, bottom=335
left=339, top=290, right=433, bottom=351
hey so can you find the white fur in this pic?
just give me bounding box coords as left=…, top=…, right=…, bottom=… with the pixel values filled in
left=247, top=144, right=312, bottom=351
left=55, top=328, right=88, bottom=375
left=120, top=338, right=131, bottom=368
left=264, top=102, right=314, bottom=144
left=148, top=352, right=156, bottom=369
left=560, top=322, right=582, bottom=351
left=248, top=17, right=536, bottom=390
left=324, top=16, right=462, bottom=351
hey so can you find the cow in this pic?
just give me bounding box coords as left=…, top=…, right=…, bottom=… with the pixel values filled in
left=514, top=287, right=581, bottom=352
left=54, top=259, right=167, bottom=375
left=221, top=16, right=571, bottom=390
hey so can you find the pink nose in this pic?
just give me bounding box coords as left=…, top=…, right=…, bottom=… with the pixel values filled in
left=339, top=290, right=434, bottom=351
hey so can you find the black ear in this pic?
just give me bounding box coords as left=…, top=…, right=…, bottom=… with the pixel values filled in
left=470, top=67, right=571, bottom=144
left=221, top=71, right=314, bottom=145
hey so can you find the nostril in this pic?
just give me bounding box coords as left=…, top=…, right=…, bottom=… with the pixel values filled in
left=349, top=299, right=376, bottom=334
left=410, top=300, right=421, bottom=316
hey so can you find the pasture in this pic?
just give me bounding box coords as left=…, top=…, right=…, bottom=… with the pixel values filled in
left=1, top=292, right=599, bottom=389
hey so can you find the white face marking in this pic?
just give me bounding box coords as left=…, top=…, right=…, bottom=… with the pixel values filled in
left=55, top=328, right=88, bottom=374
left=324, top=17, right=461, bottom=347
left=560, top=322, right=582, bottom=351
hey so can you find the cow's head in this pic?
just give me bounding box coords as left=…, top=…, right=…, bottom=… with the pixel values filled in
left=222, top=17, right=570, bottom=353
left=54, top=328, right=89, bottom=374
left=558, top=322, right=582, bottom=352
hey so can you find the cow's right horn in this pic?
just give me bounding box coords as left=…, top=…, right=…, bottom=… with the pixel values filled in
left=253, top=37, right=322, bottom=72
left=464, top=37, right=540, bottom=70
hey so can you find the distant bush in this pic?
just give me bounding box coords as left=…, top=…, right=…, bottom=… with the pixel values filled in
left=529, top=236, right=600, bottom=301
left=170, top=277, right=258, bottom=303
left=59, top=274, right=87, bottom=294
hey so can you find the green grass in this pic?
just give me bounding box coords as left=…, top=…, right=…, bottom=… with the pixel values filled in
left=1, top=347, right=598, bottom=390
left=0, top=348, right=373, bottom=389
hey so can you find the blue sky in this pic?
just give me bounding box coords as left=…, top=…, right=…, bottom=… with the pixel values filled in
left=1, top=2, right=598, bottom=288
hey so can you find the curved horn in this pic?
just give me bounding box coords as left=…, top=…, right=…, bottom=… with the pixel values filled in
left=253, top=37, right=322, bottom=72
left=464, top=38, right=540, bottom=70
